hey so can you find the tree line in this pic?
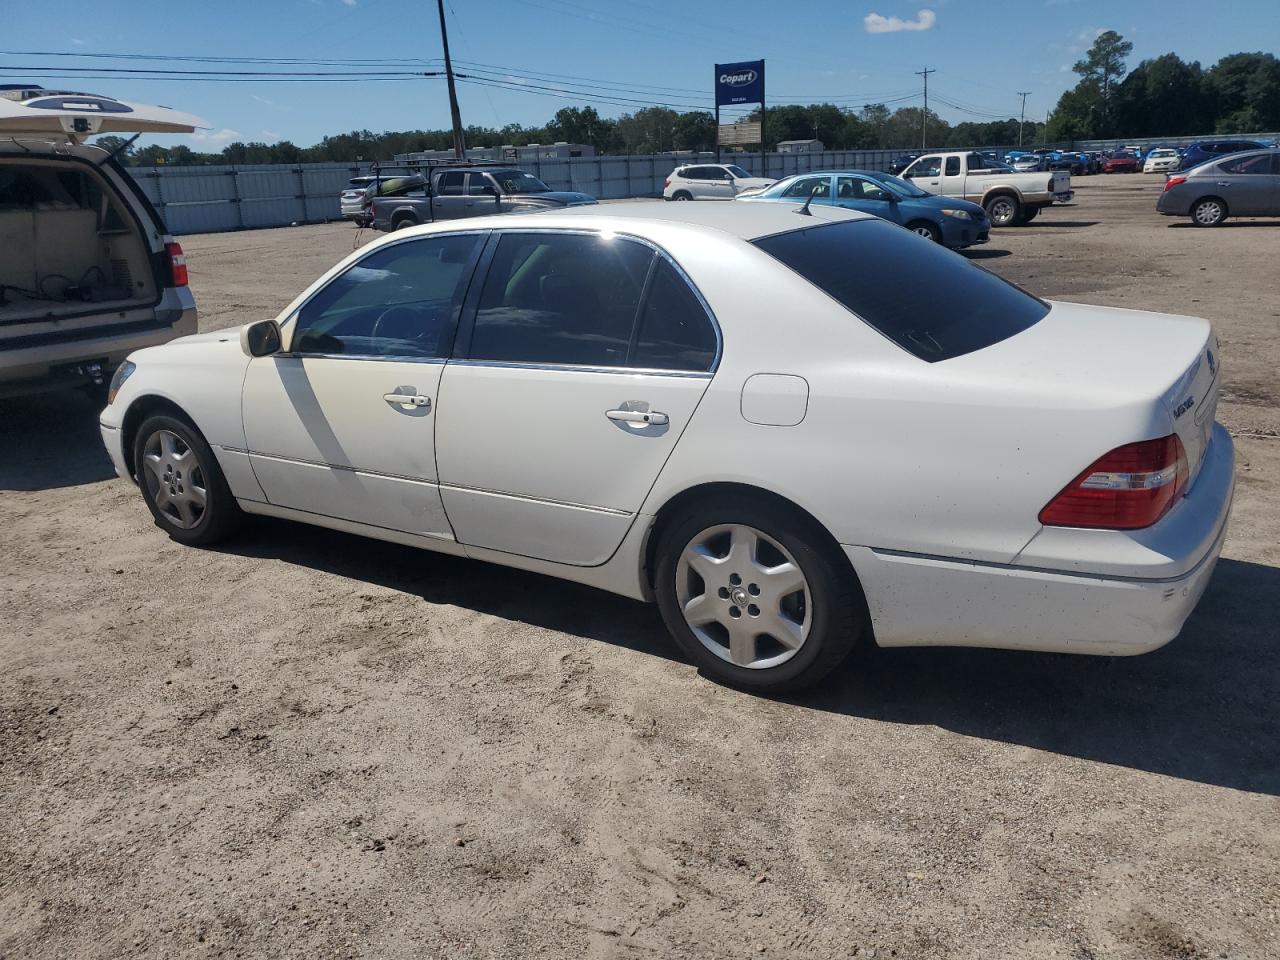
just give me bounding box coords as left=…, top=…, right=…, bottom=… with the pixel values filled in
left=1047, top=34, right=1279, bottom=141
left=93, top=41, right=1277, bottom=166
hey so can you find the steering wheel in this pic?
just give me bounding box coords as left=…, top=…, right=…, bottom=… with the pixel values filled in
left=370, top=305, right=423, bottom=345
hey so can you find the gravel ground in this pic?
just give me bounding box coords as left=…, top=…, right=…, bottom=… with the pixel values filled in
left=2, top=175, right=1278, bottom=960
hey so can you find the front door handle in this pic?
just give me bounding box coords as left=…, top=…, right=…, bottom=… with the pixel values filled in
left=1215, top=181, right=1231, bottom=187
left=384, top=392, right=431, bottom=410
left=606, top=408, right=668, bottom=426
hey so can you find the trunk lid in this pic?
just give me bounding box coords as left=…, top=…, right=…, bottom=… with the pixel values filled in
left=0, top=86, right=206, bottom=138
left=951, top=300, right=1219, bottom=485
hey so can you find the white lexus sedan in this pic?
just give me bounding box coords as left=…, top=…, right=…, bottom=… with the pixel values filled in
left=99, top=203, right=1234, bottom=692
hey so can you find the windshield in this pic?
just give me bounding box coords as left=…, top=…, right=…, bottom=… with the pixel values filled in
left=753, top=220, right=1048, bottom=362
left=726, top=165, right=752, bottom=178
left=867, top=173, right=930, bottom=198
left=491, top=170, right=551, bottom=194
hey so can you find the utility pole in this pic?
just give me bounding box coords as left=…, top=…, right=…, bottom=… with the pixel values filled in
left=1017, top=91, right=1031, bottom=147
left=915, top=67, right=935, bottom=149
left=436, top=0, right=465, bottom=159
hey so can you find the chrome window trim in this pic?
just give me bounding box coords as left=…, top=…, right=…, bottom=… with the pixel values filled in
left=470, top=226, right=723, bottom=374
left=282, top=229, right=490, bottom=357
left=446, top=358, right=713, bottom=379
left=273, top=352, right=449, bottom=365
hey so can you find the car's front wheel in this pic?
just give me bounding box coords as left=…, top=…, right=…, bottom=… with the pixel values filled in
left=1192, top=197, right=1227, bottom=227
left=654, top=495, right=863, bottom=692
left=907, top=220, right=942, bottom=243
left=133, top=414, right=240, bottom=547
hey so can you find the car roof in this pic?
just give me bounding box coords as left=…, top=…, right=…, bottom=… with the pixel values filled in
left=397, top=199, right=872, bottom=243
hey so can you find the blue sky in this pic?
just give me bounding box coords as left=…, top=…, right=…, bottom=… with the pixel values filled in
left=2, top=0, right=1275, bottom=149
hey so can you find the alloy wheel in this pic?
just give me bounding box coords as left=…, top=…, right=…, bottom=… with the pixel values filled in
left=989, top=198, right=1015, bottom=225
left=140, top=429, right=208, bottom=530
left=675, top=523, right=811, bottom=670
left=1194, top=201, right=1222, bottom=225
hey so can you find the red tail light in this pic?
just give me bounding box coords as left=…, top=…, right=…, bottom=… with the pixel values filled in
left=165, top=241, right=188, bottom=287
left=1163, top=176, right=1186, bottom=192
left=664, top=178, right=671, bottom=188
left=1039, top=435, right=1189, bottom=530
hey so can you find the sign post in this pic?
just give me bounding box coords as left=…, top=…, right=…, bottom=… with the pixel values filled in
left=715, top=60, right=766, bottom=163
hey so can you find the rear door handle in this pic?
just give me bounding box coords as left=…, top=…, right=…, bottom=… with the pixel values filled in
left=606, top=408, right=668, bottom=425
left=1216, top=181, right=1231, bottom=187
left=384, top=393, right=431, bottom=409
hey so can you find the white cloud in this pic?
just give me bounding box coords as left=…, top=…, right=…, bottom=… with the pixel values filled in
left=249, top=93, right=289, bottom=110
left=190, top=128, right=241, bottom=145
left=71, top=37, right=86, bottom=45
left=864, top=9, right=936, bottom=33
left=341, top=0, right=357, bottom=5
left=260, top=130, right=283, bottom=142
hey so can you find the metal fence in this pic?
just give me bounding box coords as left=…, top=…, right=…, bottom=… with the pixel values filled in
left=124, top=131, right=1279, bottom=235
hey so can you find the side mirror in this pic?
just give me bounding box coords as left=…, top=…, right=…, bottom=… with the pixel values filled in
left=480, top=184, right=496, bottom=196
left=241, top=319, right=282, bottom=358
left=883, top=192, right=899, bottom=204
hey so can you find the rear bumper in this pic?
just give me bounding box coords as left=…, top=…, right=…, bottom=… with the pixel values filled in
left=846, top=425, right=1235, bottom=656
left=0, top=295, right=196, bottom=399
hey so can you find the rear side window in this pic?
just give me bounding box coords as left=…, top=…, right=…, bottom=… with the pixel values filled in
left=1219, top=153, right=1271, bottom=175
left=469, top=233, right=653, bottom=367
left=437, top=172, right=465, bottom=195
left=945, top=157, right=961, bottom=176
left=753, top=220, right=1048, bottom=362
left=632, top=259, right=717, bottom=371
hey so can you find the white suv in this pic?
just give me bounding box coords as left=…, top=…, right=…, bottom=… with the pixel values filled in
left=663, top=163, right=774, bottom=201
left=0, top=86, right=203, bottom=400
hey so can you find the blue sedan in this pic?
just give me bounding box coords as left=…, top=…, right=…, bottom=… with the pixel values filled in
left=738, top=170, right=990, bottom=249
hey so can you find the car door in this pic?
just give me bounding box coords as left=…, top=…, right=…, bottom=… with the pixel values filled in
left=1215, top=153, right=1274, bottom=215
left=704, top=166, right=736, bottom=200
left=834, top=175, right=903, bottom=223
left=466, top=172, right=503, bottom=215
left=903, top=155, right=943, bottom=193
left=435, top=230, right=719, bottom=566
left=430, top=171, right=470, bottom=219
left=241, top=232, right=486, bottom=538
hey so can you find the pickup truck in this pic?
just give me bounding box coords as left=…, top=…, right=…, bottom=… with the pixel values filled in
left=900, top=151, right=1073, bottom=226
left=368, top=164, right=596, bottom=231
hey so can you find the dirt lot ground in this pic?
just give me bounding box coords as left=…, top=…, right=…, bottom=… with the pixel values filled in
left=2, top=175, right=1278, bottom=960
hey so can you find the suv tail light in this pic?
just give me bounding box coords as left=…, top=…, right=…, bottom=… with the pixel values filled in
left=664, top=178, right=671, bottom=188
left=1163, top=176, right=1186, bottom=192
left=1039, top=435, right=1189, bottom=530
left=165, top=241, right=188, bottom=287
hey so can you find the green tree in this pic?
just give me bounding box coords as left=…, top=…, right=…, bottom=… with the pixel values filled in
left=1072, top=29, right=1133, bottom=132
left=1114, top=54, right=1209, bottom=137
left=1206, top=52, right=1280, bottom=133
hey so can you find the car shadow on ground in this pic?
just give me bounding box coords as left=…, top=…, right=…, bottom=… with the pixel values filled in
left=0, top=390, right=116, bottom=491
left=960, top=249, right=1011, bottom=260
left=224, top=518, right=681, bottom=664
left=229, top=518, right=1278, bottom=796
left=1168, top=220, right=1280, bottom=229
left=1025, top=220, right=1101, bottom=229
left=788, top=556, right=1280, bottom=797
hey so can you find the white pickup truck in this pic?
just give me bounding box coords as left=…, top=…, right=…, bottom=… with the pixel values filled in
left=900, top=151, right=1074, bottom=226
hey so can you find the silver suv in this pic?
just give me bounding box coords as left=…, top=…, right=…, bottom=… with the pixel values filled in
left=0, top=86, right=200, bottom=400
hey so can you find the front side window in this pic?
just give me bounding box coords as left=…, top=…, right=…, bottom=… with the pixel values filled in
left=467, top=174, right=496, bottom=196
left=753, top=220, right=1048, bottom=363
left=725, top=165, right=751, bottom=178
left=907, top=156, right=942, bottom=178
left=782, top=176, right=829, bottom=199
left=291, top=234, right=482, bottom=358
left=469, top=233, right=653, bottom=367
left=838, top=176, right=888, bottom=201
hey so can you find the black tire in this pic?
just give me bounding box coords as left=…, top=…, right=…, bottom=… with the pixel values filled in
left=906, top=220, right=943, bottom=244
left=392, top=216, right=417, bottom=231
left=1191, top=197, right=1227, bottom=227
left=653, top=494, right=865, bottom=693
left=133, top=413, right=241, bottom=547
left=984, top=193, right=1022, bottom=227
left=670, top=190, right=693, bottom=201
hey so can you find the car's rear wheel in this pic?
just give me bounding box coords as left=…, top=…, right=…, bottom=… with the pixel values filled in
left=392, top=216, right=417, bottom=231
left=1192, top=198, right=1227, bottom=227
left=907, top=220, right=942, bottom=243
left=133, top=414, right=240, bottom=547
left=670, top=190, right=693, bottom=201
left=654, top=496, right=863, bottom=692
left=984, top=194, right=1021, bottom=227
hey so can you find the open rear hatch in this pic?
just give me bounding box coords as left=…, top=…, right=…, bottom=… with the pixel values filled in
left=0, top=87, right=205, bottom=342
left=0, top=86, right=205, bottom=139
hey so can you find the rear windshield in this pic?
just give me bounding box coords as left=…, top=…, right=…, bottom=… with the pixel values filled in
left=752, top=219, right=1048, bottom=362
